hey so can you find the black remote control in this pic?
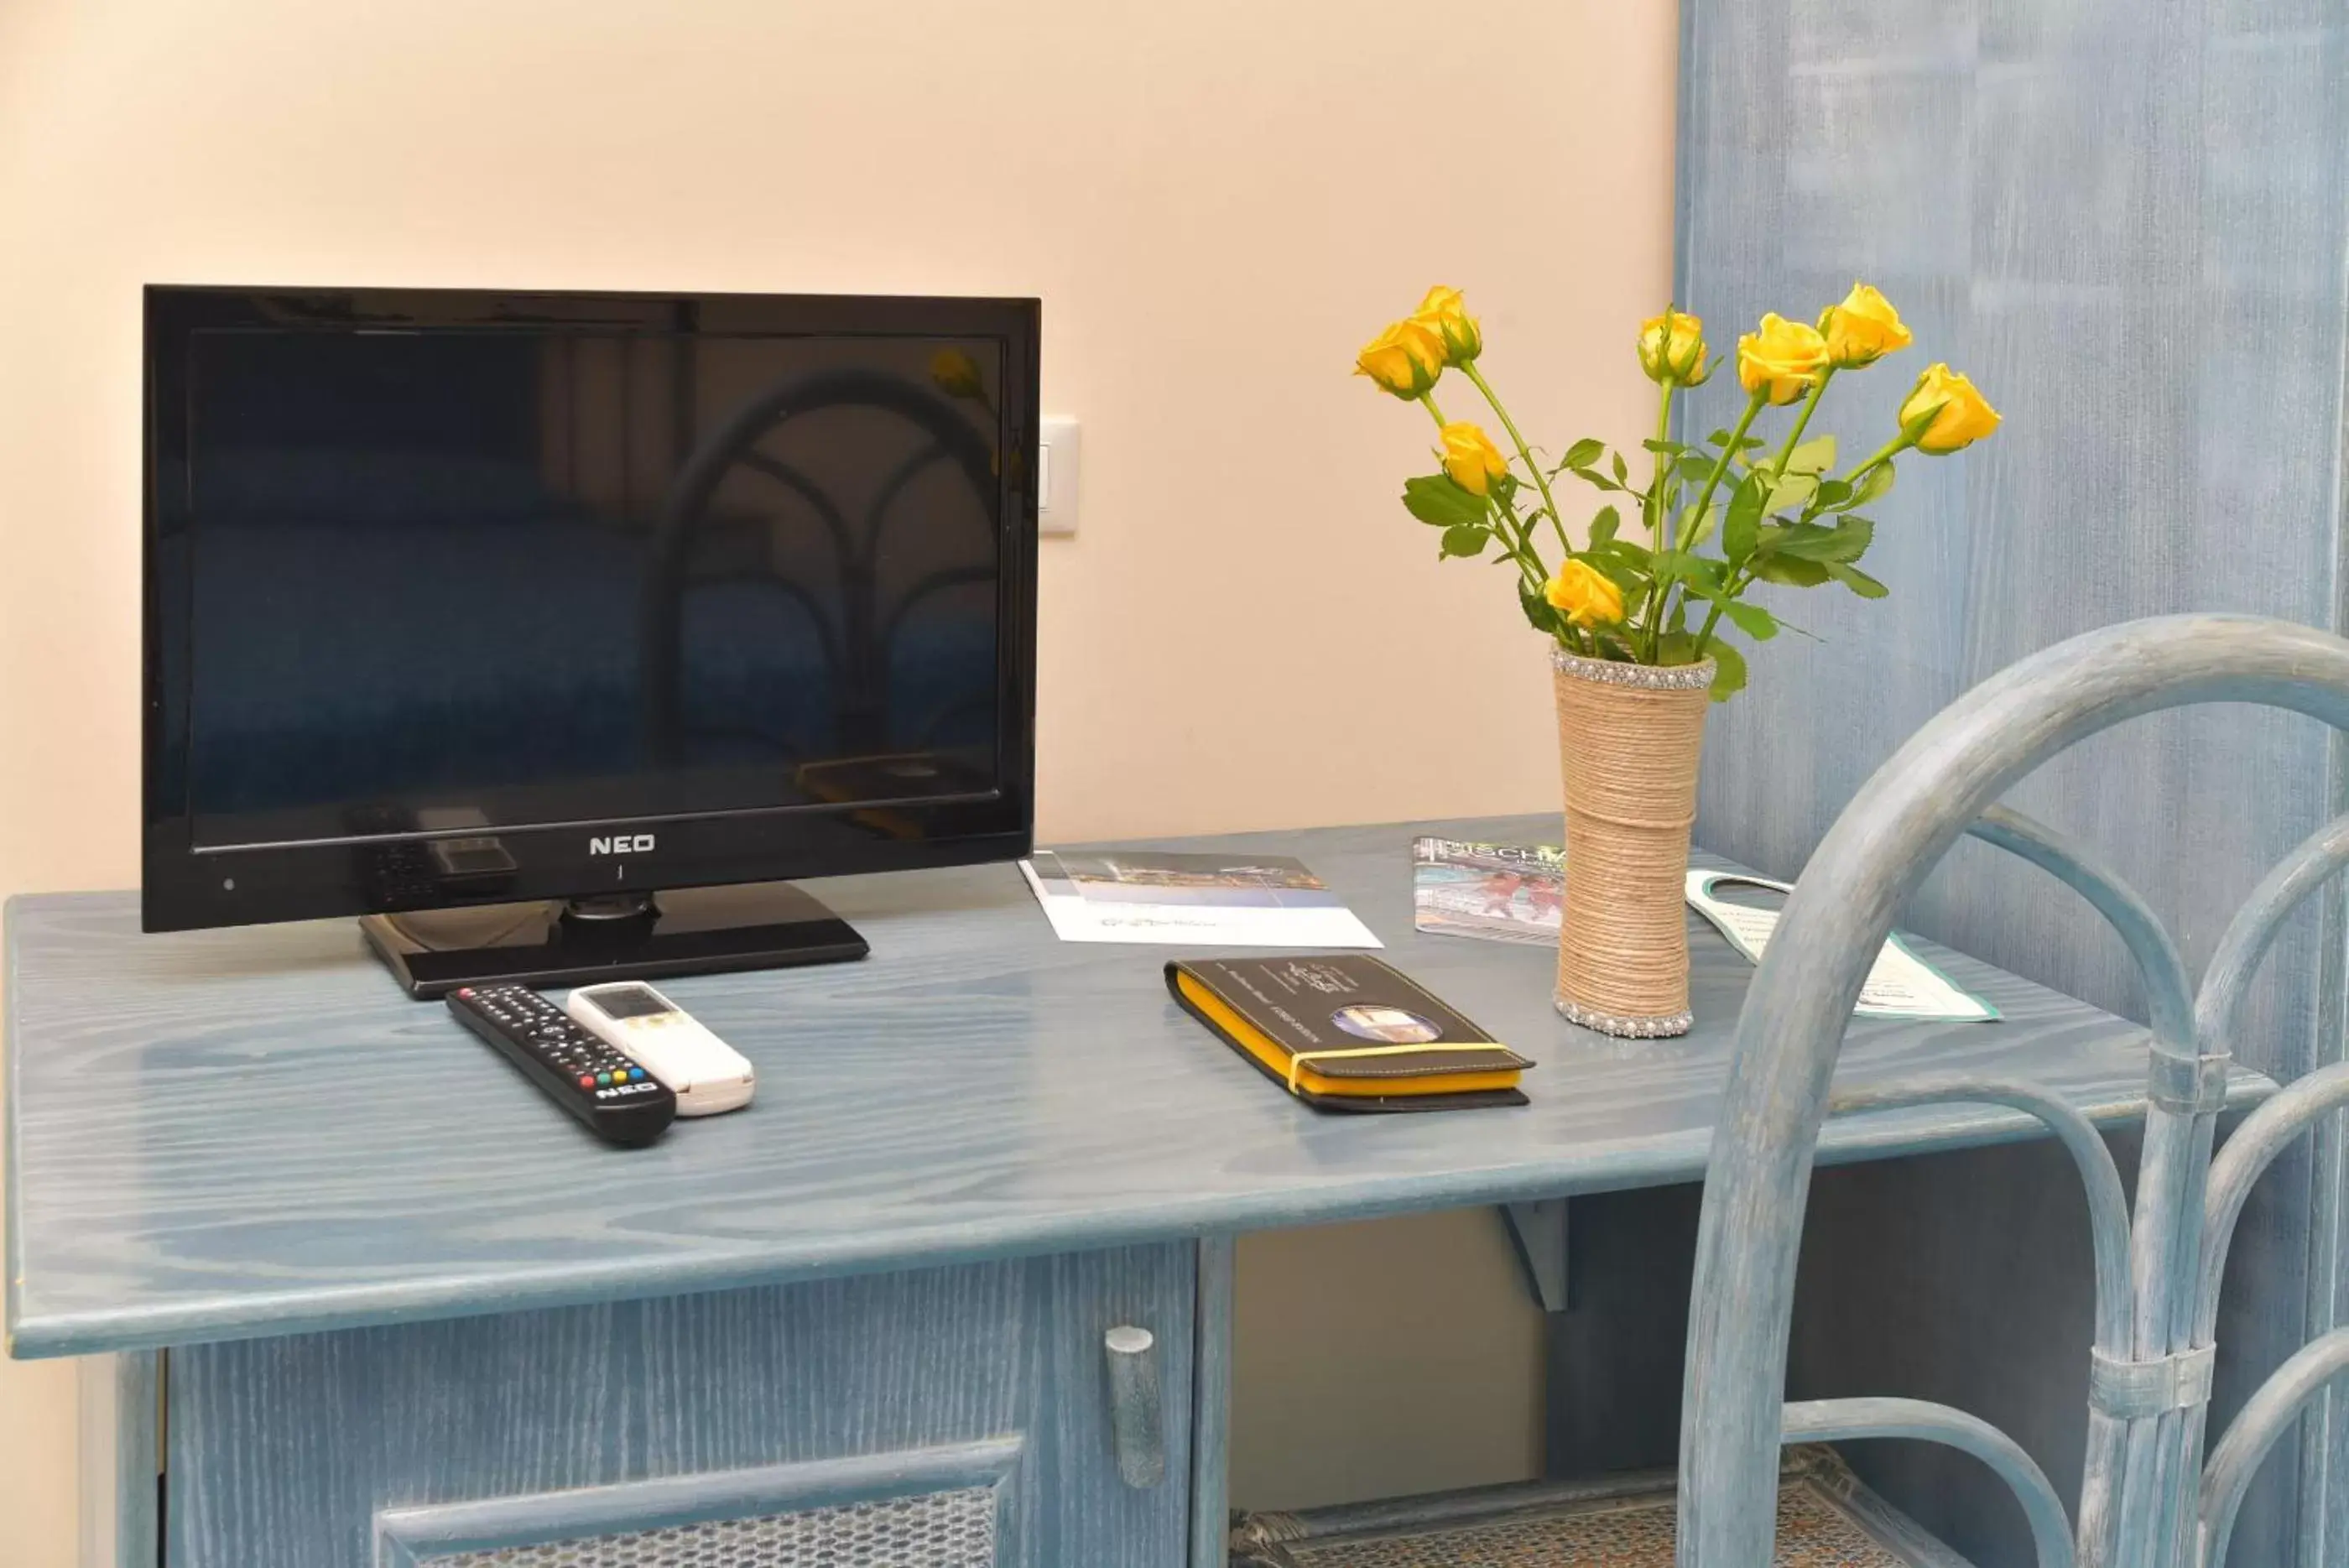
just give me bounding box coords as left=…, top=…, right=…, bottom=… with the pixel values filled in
left=446, top=983, right=678, bottom=1147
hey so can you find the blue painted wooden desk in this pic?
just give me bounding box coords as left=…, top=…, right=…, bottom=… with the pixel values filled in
left=3, top=815, right=2272, bottom=1568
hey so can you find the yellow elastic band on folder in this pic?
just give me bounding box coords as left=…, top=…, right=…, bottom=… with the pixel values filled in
left=1284, top=1043, right=1508, bottom=1094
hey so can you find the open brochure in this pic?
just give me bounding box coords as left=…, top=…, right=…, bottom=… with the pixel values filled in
left=1683, top=869, right=1998, bottom=1023
left=1411, top=836, right=1995, bottom=1023
left=1021, top=850, right=1382, bottom=947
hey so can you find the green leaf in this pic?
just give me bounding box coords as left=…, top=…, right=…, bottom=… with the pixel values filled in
left=1825, top=560, right=1890, bottom=598
left=1563, top=437, right=1606, bottom=470
left=1591, top=557, right=1649, bottom=602
left=1706, top=638, right=1748, bottom=701
left=1723, top=473, right=1764, bottom=567
left=1439, top=524, right=1487, bottom=558
left=1587, top=505, right=1621, bottom=547
left=1653, top=550, right=1724, bottom=589
left=1706, top=429, right=1766, bottom=451
left=1640, top=438, right=1690, bottom=456
left=1492, top=471, right=1520, bottom=505
left=1678, top=501, right=1719, bottom=551
left=1721, top=600, right=1779, bottom=640
left=1610, top=451, right=1629, bottom=485
left=1784, top=435, right=1836, bottom=475
left=1749, top=553, right=1831, bottom=587
left=1654, top=631, right=1700, bottom=666
left=1760, top=515, right=1874, bottom=563
left=1846, top=461, right=1896, bottom=508
left=1403, top=474, right=1488, bottom=529
left=1675, top=453, right=1717, bottom=486
left=1566, top=466, right=1623, bottom=492
left=1811, top=478, right=1852, bottom=509
left=1591, top=537, right=1654, bottom=570
left=1765, top=471, right=1819, bottom=511
left=1518, top=581, right=1562, bottom=635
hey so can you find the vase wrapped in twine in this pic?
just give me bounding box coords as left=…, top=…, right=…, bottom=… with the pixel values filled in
left=1550, top=648, right=1714, bottom=1038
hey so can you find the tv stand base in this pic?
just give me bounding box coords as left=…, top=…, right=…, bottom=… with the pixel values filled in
left=361, top=882, right=868, bottom=998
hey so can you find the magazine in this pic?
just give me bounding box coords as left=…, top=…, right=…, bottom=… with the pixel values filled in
left=1020, top=850, right=1382, bottom=947
left=1411, top=836, right=1995, bottom=1022
left=1410, top=836, right=1564, bottom=945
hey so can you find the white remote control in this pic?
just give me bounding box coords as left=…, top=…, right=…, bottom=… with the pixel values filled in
left=565, top=982, right=756, bottom=1117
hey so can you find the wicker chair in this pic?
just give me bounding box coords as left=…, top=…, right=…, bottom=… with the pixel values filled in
left=1680, top=612, right=2349, bottom=1567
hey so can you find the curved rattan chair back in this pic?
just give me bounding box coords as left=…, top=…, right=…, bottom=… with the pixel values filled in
left=1678, top=613, right=2349, bottom=1568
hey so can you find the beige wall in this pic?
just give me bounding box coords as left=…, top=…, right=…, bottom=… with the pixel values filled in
left=0, top=1, right=1677, bottom=1559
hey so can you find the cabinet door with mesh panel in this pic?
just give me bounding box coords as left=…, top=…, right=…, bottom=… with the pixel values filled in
left=165, top=1246, right=1195, bottom=1568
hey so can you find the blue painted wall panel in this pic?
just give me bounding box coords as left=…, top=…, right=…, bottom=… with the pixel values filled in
left=1674, top=3, right=2349, bottom=1562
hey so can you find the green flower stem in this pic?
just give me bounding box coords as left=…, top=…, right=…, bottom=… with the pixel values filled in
left=1767, top=368, right=1836, bottom=482
left=1659, top=388, right=1766, bottom=651
left=1424, top=394, right=1555, bottom=607
left=1681, top=390, right=1765, bottom=550
left=1686, top=371, right=1841, bottom=664
left=1648, top=376, right=1677, bottom=548
left=1638, top=376, right=1678, bottom=660
left=1685, top=372, right=1838, bottom=662
left=1460, top=362, right=1573, bottom=560
left=1501, top=498, right=1592, bottom=654
left=1842, top=430, right=1914, bottom=487
left=1488, top=489, right=1555, bottom=597
left=1690, top=565, right=1752, bottom=661
left=1456, top=360, right=1600, bottom=658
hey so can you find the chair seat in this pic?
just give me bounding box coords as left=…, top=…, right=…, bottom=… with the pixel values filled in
left=1228, top=1445, right=1969, bottom=1566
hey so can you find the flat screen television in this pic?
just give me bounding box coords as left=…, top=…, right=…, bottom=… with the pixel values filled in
left=143, top=285, right=1039, bottom=995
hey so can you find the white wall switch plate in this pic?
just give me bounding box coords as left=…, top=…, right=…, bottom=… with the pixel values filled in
left=1038, top=416, right=1081, bottom=537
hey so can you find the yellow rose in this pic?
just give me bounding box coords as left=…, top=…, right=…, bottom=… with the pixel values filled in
left=1414, top=285, right=1482, bottom=364
left=1544, top=559, right=1624, bottom=628
left=930, top=348, right=987, bottom=400
left=1638, top=308, right=1710, bottom=385
left=1736, top=313, right=1831, bottom=405
left=1438, top=422, right=1508, bottom=497
left=1355, top=317, right=1446, bottom=399
left=1898, top=362, right=2002, bottom=454
left=1817, top=283, right=1912, bottom=368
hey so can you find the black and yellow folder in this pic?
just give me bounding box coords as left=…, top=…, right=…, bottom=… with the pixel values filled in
left=1166, top=954, right=1532, bottom=1112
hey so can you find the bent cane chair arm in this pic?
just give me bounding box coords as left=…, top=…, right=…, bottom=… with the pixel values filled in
left=1782, top=1399, right=2074, bottom=1568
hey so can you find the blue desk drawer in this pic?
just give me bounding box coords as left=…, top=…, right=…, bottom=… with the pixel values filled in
left=161, top=1246, right=1195, bottom=1568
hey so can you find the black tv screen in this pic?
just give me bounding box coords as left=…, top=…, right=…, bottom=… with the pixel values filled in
left=143, top=287, right=1038, bottom=932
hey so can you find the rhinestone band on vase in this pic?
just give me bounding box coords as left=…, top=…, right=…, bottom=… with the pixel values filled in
left=1555, top=994, right=1695, bottom=1039
left=1549, top=647, right=1716, bottom=690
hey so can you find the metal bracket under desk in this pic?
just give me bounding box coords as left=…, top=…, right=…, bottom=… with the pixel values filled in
left=1501, top=1199, right=1571, bottom=1313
